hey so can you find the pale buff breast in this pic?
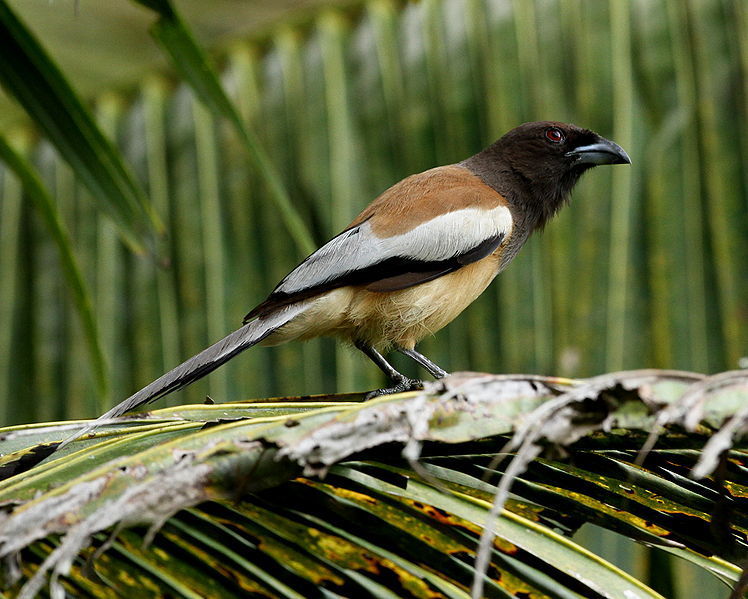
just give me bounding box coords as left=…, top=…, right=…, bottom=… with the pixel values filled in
left=259, top=251, right=502, bottom=350
left=343, top=252, right=502, bottom=349
left=256, top=287, right=355, bottom=347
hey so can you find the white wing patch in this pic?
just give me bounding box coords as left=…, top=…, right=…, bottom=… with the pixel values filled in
left=276, top=205, right=513, bottom=295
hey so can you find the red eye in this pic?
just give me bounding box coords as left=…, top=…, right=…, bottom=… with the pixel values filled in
left=545, top=127, right=565, bottom=143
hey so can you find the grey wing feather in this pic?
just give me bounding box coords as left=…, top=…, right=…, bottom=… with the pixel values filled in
left=282, top=206, right=512, bottom=294
left=246, top=205, right=513, bottom=319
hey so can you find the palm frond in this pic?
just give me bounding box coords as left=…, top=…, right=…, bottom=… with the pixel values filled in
left=0, top=1, right=161, bottom=254
left=2, top=370, right=747, bottom=598
left=134, top=0, right=316, bottom=255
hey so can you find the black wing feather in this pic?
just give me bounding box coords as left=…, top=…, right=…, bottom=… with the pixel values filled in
left=245, top=232, right=504, bottom=321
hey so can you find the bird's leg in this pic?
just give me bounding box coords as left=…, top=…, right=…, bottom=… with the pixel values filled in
left=398, top=348, right=448, bottom=379
left=355, top=341, right=424, bottom=399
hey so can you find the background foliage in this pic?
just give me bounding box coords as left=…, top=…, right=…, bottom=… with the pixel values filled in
left=1, top=0, right=746, bottom=426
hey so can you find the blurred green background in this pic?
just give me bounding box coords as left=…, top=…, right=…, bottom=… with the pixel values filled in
left=0, top=0, right=746, bottom=429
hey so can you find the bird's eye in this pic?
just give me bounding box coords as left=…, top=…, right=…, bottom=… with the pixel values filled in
left=544, top=127, right=565, bottom=143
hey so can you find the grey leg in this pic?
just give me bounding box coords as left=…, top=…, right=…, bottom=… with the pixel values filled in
left=398, top=348, right=448, bottom=379
left=355, top=341, right=424, bottom=398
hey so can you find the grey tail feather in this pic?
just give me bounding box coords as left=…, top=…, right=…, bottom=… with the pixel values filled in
left=60, top=304, right=305, bottom=448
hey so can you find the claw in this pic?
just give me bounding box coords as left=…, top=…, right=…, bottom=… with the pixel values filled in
left=364, top=377, right=424, bottom=400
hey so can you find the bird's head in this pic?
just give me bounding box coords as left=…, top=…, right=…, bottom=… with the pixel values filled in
left=497, top=121, right=630, bottom=173
left=466, top=121, right=631, bottom=229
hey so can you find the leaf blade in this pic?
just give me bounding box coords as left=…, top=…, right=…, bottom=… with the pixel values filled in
left=0, top=1, right=162, bottom=254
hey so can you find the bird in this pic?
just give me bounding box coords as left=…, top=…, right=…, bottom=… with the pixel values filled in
left=91, top=121, right=630, bottom=426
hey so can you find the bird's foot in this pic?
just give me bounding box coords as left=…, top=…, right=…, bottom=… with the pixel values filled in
left=364, top=377, right=424, bottom=400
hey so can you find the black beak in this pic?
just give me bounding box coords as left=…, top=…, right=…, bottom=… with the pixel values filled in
left=566, top=136, right=631, bottom=166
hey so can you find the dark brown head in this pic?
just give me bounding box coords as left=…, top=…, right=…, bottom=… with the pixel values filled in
left=462, top=121, right=631, bottom=229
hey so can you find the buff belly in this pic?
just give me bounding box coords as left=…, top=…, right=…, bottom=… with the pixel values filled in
left=259, top=252, right=502, bottom=350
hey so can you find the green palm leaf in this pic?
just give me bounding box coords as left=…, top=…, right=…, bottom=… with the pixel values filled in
left=134, top=0, right=315, bottom=255
left=2, top=370, right=747, bottom=598
left=0, top=0, right=161, bottom=254
left=0, top=135, right=107, bottom=399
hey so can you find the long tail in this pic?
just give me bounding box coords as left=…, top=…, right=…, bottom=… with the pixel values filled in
left=62, top=304, right=306, bottom=446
